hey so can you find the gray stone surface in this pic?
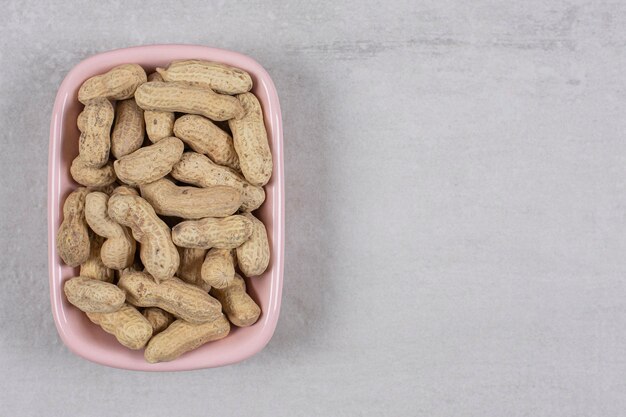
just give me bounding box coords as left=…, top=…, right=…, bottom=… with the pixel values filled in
left=2, top=1, right=626, bottom=415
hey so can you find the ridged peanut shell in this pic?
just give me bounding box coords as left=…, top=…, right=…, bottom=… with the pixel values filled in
left=144, top=315, right=230, bottom=363
left=157, top=60, right=252, bottom=95
left=87, top=303, right=153, bottom=349
left=70, top=157, right=117, bottom=187
left=85, top=191, right=136, bottom=270
left=111, top=185, right=139, bottom=196
left=171, top=152, right=265, bottom=212
left=177, top=247, right=211, bottom=292
left=236, top=213, right=270, bottom=277
left=201, top=248, right=235, bottom=289
left=211, top=274, right=260, bottom=327
left=78, top=98, right=113, bottom=168
left=78, top=64, right=147, bottom=104
left=144, top=72, right=175, bottom=143
left=56, top=187, right=90, bottom=267
left=87, top=183, right=116, bottom=195
left=143, top=307, right=175, bottom=335
left=107, top=194, right=179, bottom=282
left=229, top=93, right=272, bottom=186
left=64, top=276, right=125, bottom=313
left=172, top=215, right=253, bottom=250
left=111, top=98, right=145, bottom=158
left=135, top=81, right=244, bottom=121
left=79, top=233, right=114, bottom=282
left=173, top=114, right=240, bottom=170
left=140, top=178, right=240, bottom=219
left=113, top=137, right=184, bottom=186
left=118, top=271, right=222, bottom=323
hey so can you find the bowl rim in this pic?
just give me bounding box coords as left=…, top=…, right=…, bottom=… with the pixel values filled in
left=48, top=44, right=284, bottom=371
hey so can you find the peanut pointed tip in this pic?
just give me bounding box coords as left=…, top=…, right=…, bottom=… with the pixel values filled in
left=144, top=351, right=159, bottom=364
left=155, top=67, right=166, bottom=77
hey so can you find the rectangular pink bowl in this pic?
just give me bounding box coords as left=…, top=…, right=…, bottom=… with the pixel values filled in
left=48, top=45, right=284, bottom=371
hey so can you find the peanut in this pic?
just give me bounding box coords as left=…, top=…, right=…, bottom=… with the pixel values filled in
left=70, top=156, right=116, bottom=187
left=144, top=315, right=230, bottom=363
left=78, top=64, right=147, bottom=104
left=107, top=194, right=179, bottom=282
left=135, top=81, right=244, bottom=121
left=63, top=276, right=125, bottom=313
left=157, top=59, right=252, bottom=95
left=201, top=248, right=235, bottom=289
left=118, top=270, right=222, bottom=324
left=85, top=191, right=136, bottom=270
left=211, top=274, right=261, bottom=327
left=77, top=109, right=87, bottom=132
left=57, top=187, right=90, bottom=267
left=139, top=177, right=241, bottom=219
left=113, top=136, right=184, bottom=186
left=177, top=247, right=211, bottom=292
left=148, top=72, right=161, bottom=82
left=77, top=98, right=113, bottom=168
left=172, top=215, right=253, bottom=249
left=144, top=72, right=175, bottom=143
left=88, top=183, right=116, bottom=195
left=171, top=152, right=265, bottom=212
left=173, top=114, right=240, bottom=170
left=236, top=213, right=270, bottom=277
left=111, top=184, right=139, bottom=196
left=229, top=93, right=272, bottom=186
left=79, top=233, right=114, bottom=282
left=87, top=303, right=153, bottom=350
left=143, top=307, right=175, bottom=335
left=111, top=98, right=145, bottom=158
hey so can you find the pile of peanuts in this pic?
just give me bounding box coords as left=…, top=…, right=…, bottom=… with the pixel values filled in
left=56, top=61, right=272, bottom=363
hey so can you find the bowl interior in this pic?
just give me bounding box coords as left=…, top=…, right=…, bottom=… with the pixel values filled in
left=49, top=45, right=283, bottom=371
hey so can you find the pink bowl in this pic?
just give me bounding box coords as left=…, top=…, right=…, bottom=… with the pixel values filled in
left=48, top=45, right=284, bottom=371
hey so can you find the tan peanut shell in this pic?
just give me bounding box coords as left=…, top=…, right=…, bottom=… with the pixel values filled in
left=113, top=136, right=184, bottom=186
left=229, top=93, right=272, bottom=186
left=118, top=271, right=222, bottom=323
left=171, top=152, right=265, bottom=212
left=79, top=233, right=114, bottom=282
left=88, top=183, right=116, bottom=195
left=107, top=194, right=179, bottom=282
left=172, top=215, right=253, bottom=249
left=85, top=191, right=136, bottom=270
left=211, top=274, right=261, bottom=327
left=143, top=307, right=175, bottom=335
left=177, top=247, right=211, bottom=292
left=144, top=73, right=175, bottom=142
left=56, top=187, right=90, bottom=267
left=135, top=81, right=244, bottom=121
left=77, top=110, right=87, bottom=132
left=78, top=98, right=113, bottom=168
left=157, top=60, right=252, bottom=95
left=139, top=178, right=241, bottom=219
left=147, top=72, right=161, bottom=82
left=111, top=98, right=145, bottom=158
left=144, top=315, right=230, bottom=363
left=111, top=184, right=139, bottom=196
left=173, top=114, right=240, bottom=170
left=70, top=157, right=117, bottom=187
left=78, top=64, right=147, bottom=104
left=236, top=213, right=270, bottom=277
left=201, top=248, right=235, bottom=289
left=87, top=303, right=153, bottom=350
left=64, top=276, right=125, bottom=313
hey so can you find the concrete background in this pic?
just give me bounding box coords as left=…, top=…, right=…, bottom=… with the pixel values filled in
left=2, top=1, right=626, bottom=415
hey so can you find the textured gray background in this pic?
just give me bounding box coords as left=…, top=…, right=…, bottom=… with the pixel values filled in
left=2, top=0, right=626, bottom=415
